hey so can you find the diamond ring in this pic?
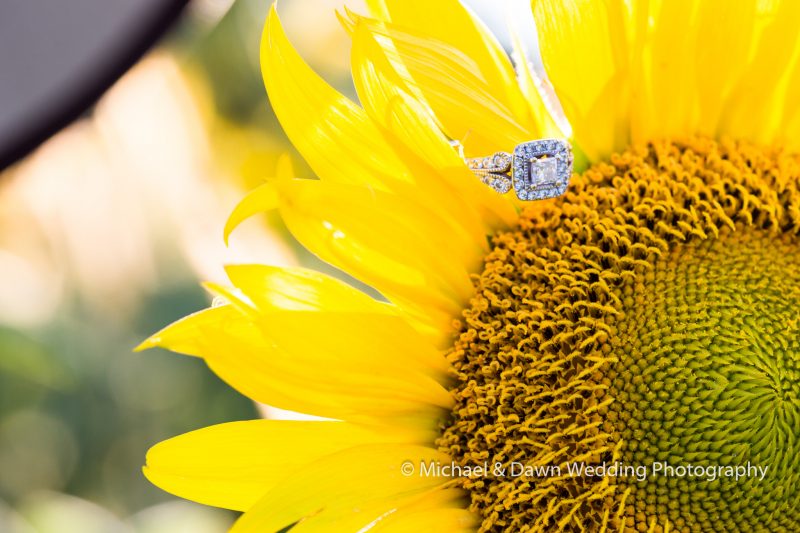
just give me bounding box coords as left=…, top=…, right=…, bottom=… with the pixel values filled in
left=456, top=139, right=573, bottom=201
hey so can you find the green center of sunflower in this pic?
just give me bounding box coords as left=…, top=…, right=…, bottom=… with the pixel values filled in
left=438, top=138, right=800, bottom=532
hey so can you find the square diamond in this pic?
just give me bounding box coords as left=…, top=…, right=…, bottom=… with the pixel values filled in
left=529, top=157, right=558, bottom=188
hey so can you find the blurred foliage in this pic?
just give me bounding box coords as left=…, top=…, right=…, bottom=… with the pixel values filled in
left=0, top=275, right=258, bottom=528
left=184, top=1, right=268, bottom=122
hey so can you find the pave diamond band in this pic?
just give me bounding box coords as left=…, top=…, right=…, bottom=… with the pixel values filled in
left=461, top=139, right=573, bottom=201
left=466, top=151, right=514, bottom=195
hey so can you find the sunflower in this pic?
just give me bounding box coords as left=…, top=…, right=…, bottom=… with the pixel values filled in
left=139, top=0, right=800, bottom=531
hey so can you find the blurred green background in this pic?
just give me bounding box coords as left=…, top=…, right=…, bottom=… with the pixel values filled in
left=0, top=0, right=523, bottom=530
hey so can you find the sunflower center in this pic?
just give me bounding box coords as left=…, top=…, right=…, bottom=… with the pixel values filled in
left=438, top=138, right=800, bottom=532
left=608, top=227, right=800, bottom=532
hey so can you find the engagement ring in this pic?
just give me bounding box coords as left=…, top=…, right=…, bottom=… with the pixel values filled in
left=456, top=139, right=573, bottom=201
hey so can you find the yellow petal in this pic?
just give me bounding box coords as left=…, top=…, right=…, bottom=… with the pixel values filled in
left=144, top=420, right=435, bottom=512
left=276, top=178, right=474, bottom=323
left=720, top=0, right=800, bottom=144
left=134, top=305, right=237, bottom=356
left=507, top=15, right=566, bottom=142
left=223, top=264, right=391, bottom=314
left=365, top=0, right=543, bottom=156
left=224, top=154, right=293, bottom=244
left=639, top=0, right=698, bottom=141
left=284, top=488, right=473, bottom=532
left=225, top=264, right=450, bottom=373
left=779, top=62, right=800, bottom=150
left=200, top=281, right=256, bottom=317
left=368, top=0, right=517, bottom=100
left=346, top=11, right=536, bottom=157
left=693, top=0, right=757, bottom=137
left=197, top=308, right=454, bottom=421
left=230, top=444, right=451, bottom=532
left=370, top=508, right=477, bottom=532
left=349, top=19, right=518, bottom=231
left=534, top=0, right=630, bottom=164
left=260, top=5, right=410, bottom=191
left=222, top=263, right=459, bottom=354
left=223, top=183, right=278, bottom=245
left=367, top=488, right=475, bottom=533
left=255, top=309, right=450, bottom=376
